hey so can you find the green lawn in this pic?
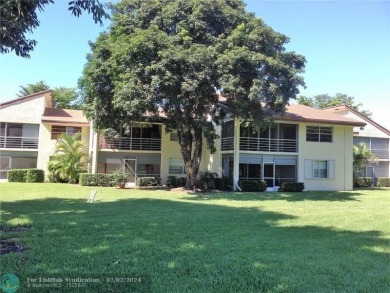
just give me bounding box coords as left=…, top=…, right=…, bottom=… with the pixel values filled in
left=1, top=183, right=389, bottom=292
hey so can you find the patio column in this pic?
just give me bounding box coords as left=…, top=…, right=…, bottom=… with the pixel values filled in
left=233, top=118, right=240, bottom=191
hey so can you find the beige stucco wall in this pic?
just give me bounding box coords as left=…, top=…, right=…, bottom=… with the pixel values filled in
left=298, top=123, right=354, bottom=191
left=37, top=123, right=90, bottom=178
left=160, top=125, right=221, bottom=184
left=0, top=95, right=47, bottom=124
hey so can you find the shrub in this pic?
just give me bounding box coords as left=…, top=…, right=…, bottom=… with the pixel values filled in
left=79, top=173, right=115, bottom=187
left=354, top=177, right=373, bottom=188
left=8, top=169, right=28, bottom=182
left=214, top=178, right=232, bottom=191
left=167, top=176, right=177, bottom=187
left=198, top=171, right=218, bottom=190
left=176, top=177, right=186, bottom=187
left=280, top=182, right=304, bottom=192
left=47, top=161, right=68, bottom=183
left=239, top=180, right=267, bottom=192
left=377, top=177, right=390, bottom=187
left=26, top=169, right=45, bottom=183
left=137, top=177, right=160, bottom=187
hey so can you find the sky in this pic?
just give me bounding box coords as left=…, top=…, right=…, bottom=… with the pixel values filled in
left=0, top=0, right=389, bottom=129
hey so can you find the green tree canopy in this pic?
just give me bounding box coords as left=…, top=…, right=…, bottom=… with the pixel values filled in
left=297, top=93, right=372, bottom=118
left=17, top=80, right=50, bottom=97
left=79, top=0, right=306, bottom=188
left=353, top=143, right=378, bottom=177
left=0, top=0, right=109, bottom=58
left=17, top=80, right=83, bottom=109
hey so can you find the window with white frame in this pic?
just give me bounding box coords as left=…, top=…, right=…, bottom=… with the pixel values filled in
left=313, top=160, right=327, bottom=178
left=169, top=158, right=185, bottom=174
left=304, top=159, right=335, bottom=179
left=306, top=126, right=332, bottom=142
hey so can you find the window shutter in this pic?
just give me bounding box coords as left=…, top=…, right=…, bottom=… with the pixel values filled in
left=328, top=160, right=335, bottom=179
left=304, top=159, right=313, bottom=179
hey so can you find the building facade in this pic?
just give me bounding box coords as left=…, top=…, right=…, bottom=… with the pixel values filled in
left=324, top=105, right=390, bottom=185
left=1, top=91, right=369, bottom=191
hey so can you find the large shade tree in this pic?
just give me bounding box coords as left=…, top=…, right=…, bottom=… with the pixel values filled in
left=79, top=0, right=306, bottom=188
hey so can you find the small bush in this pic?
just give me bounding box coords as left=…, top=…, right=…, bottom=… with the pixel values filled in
left=26, top=169, right=45, bottom=183
left=198, top=171, right=218, bottom=190
left=280, top=182, right=304, bottom=192
left=377, top=177, right=390, bottom=187
left=239, top=180, right=267, bottom=192
left=214, top=178, right=232, bottom=191
left=137, top=177, right=160, bottom=187
left=167, top=176, right=177, bottom=187
left=176, top=177, right=186, bottom=187
left=354, top=177, right=373, bottom=188
left=79, top=173, right=115, bottom=187
left=8, top=169, right=28, bottom=182
left=47, top=161, right=67, bottom=183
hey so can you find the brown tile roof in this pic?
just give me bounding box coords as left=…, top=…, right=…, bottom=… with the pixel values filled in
left=273, top=104, right=366, bottom=127
left=323, top=105, right=390, bottom=135
left=0, top=90, right=53, bottom=108
left=42, top=108, right=89, bottom=125
left=218, top=95, right=366, bottom=126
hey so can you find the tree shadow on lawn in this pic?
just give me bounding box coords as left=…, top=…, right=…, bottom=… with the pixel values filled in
left=1, top=197, right=388, bottom=292
left=182, top=190, right=365, bottom=202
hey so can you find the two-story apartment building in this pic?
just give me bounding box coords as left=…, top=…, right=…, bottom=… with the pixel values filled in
left=0, top=91, right=90, bottom=179
left=324, top=105, right=390, bottom=185
left=1, top=91, right=367, bottom=190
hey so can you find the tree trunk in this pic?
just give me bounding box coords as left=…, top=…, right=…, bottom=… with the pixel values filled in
left=178, top=127, right=203, bottom=190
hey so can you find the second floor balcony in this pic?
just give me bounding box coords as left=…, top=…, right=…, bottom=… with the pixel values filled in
left=221, top=137, right=297, bottom=152
left=371, top=148, right=389, bottom=160
left=0, top=136, right=39, bottom=149
left=99, top=136, right=161, bottom=151
left=221, top=121, right=298, bottom=153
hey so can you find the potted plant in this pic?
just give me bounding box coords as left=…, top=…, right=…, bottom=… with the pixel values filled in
left=112, top=170, right=128, bottom=189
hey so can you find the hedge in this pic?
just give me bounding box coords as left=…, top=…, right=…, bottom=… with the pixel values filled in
left=8, top=169, right=44, bottom=183
left=166, top=176, right=186, bottom=187
left=377, top=177, right=390, bottom=187
left=214, top=178, right=232, bottom=191
left=137, top=177, right=161, bottom=187
left=26, top=169, right=45, bottom=182
left=79, top=173, right=115, bottom=187
left=280, top=182, right=305, bottom=192
left=354, top=177, right=373, bottom=188
left=239, top=180, right=267, bottom=192
left=8, top=169, right=28, bottom=182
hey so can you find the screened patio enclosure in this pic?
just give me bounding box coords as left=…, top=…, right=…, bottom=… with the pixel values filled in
left=222, top=154, right=297, bottom=188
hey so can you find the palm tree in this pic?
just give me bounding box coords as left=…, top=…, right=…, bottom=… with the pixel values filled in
left=49, top=132, right=89, bottom=183
left=353, top=143, right=378, bottom=178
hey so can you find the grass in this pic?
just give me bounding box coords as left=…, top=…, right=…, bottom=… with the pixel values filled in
left=0, top=183, right=389, bottom=292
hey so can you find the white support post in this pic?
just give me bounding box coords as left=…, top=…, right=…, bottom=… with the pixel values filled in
left=233, top=118, right=240, bottom=191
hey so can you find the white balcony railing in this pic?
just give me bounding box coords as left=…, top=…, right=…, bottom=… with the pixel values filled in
left=240, top=137, right=298, bottom=152
left=0, top=136, right=39, bottom=149
left=99, top=137, right=161, bottom=151
left=221, top=137, right=234, bottom=151
left=371, top=148, right=389, bottom=160
left=221, top=137, right=298, bottom=153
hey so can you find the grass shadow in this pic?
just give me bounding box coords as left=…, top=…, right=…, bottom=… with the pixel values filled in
left=0, top=195, right=388, bottom=292
left=182, top=190, right=365, bottom=202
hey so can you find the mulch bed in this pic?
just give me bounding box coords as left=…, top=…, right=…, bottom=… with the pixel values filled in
left=0, top=225, right=30, bottom=255
left=0, top=238, right=25, bottom=255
